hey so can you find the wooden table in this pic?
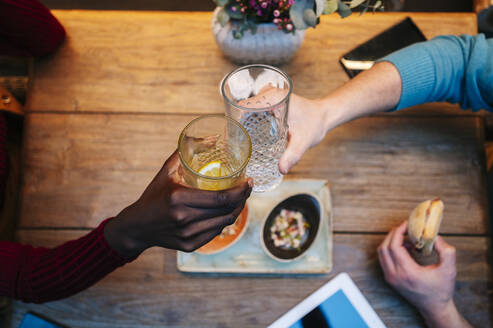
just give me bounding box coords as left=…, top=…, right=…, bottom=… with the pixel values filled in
left=11, top=11, right=490, bottom=328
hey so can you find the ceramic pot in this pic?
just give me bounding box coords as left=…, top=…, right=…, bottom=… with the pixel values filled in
left=212, top=8, right=305, bottom=66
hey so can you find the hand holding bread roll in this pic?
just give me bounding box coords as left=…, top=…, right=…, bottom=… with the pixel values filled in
left=408, top=198, right=444, bottom=265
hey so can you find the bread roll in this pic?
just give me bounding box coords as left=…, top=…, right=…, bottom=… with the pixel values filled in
left=408, top=198, right=444, bottom=257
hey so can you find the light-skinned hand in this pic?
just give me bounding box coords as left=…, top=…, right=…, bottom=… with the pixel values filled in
left=279, top=62, right=403, bottom=174
left=378, top=221, right=471, bottom=328
left=279, top=94, right=331, bottom=174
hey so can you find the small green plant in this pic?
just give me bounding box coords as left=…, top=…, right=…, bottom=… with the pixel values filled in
left=214, top=0, right=384, bottom=39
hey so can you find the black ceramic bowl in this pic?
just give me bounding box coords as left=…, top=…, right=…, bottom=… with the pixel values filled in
left=261, top=193, right=321, bottom=262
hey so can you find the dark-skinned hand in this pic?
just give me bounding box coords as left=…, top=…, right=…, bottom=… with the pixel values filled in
left=104, top=150, right=253, bottom=259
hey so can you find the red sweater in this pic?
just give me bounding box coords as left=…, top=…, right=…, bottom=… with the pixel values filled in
left=0, top=1, right=128, bottom=304
left=0, top=114, right=7, bottom=210
left=0, top=0, right=66, bottom=57
left=0, top=219, right=130, bottom=303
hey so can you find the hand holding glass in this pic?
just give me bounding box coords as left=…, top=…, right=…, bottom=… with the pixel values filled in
left=221, top=64, right=292, bottom=192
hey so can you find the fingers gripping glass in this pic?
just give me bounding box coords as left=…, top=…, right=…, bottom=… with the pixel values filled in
left=221, top=64, right=292, bottom=193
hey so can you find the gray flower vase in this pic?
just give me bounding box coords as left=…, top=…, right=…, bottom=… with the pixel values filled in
left=212, top=8, right=306, bottom=66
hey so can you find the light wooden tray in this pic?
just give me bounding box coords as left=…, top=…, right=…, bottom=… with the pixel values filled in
left=177, top=179, right=333, bottom=274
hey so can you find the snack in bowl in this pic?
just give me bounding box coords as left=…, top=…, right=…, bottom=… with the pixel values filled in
left=261, top=194, right=321, bottom=262
left=196, top=204, right=249, bottom=255
left=407, top=198, right=444, bottom=265
left=270, top=209, right=310, bottom=249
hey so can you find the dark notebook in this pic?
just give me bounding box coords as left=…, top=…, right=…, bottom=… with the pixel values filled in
left=340, top=17, right=427, bottom=78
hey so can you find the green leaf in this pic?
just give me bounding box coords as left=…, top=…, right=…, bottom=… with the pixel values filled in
left=303, top=9, right=317, bottom=27
left=290, top=0, right=309, bottom=30
left=373, top=0, right=382, bottom=12
left=306, top=0, right=316, bottom=11
left=217, top=7, right=230, bottom=27
left=213, top=0, right=229, bottom=6
left=226, top=4, right=244, bottom=19
left=239, top=21, right=249, bottom=32
left=323, top=0, right=338, bottom=14
left=247, top=20, right=257, bottom=34
left=336, top=0, right=352, bottom=18
left=315, top=0, right=325, bottom=16
left=232, top=29, right=243, bottom=39
left=347, top=0, right=367, bottom=9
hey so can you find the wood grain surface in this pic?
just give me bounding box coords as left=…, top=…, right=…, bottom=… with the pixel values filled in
left=27, top=11, right=477, bottom=114
left=13, top=10, right=489, bottom=328
left=19, top=113, right=488, bottom=234
left=9, top=230, right=491, bottom=328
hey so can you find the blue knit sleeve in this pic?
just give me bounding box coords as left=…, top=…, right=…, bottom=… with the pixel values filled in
left=378, top=34, right=493, bottom=112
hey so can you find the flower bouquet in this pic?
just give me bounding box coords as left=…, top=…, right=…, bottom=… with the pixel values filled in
left=212, top=0, right=383, bottom=65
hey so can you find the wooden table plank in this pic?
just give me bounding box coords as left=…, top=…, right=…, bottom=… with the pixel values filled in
left=292, top=115, right=489, bottom=234
left=27, top=11, right=477, bottom=114
left=16, top=11, right=488, bottom=328
left=20, top=113, right=488, bottom=234
left=10, top=230, right=491, bottom=328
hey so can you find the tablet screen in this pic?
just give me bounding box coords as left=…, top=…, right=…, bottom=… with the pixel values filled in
left=289, top=289, right=369, bottom=328
left=269, top=273, right=386, bottom=328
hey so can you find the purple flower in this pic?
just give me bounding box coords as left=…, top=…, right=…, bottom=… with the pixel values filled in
left=231, top=5, right=237, bottom=11
left=273, top=9, right=280, bottom=17
left=261, top=2, right=268, bottom=8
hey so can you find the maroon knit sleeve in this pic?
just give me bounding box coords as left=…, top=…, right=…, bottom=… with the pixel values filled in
left=0, top=0, right=66, bottom=57
left=0, top=218, right=131, bottom=303
left=0, top=113, right=7, bottom=209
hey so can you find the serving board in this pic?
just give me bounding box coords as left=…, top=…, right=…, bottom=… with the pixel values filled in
left=177, top=179, right=333, bottom=274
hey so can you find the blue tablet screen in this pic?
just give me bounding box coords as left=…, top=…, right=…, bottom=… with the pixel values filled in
left=289, top=290, right=369, bottom=328
left=19, top=313, right=64, bottom=328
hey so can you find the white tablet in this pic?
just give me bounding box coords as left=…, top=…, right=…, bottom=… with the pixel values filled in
left=268, top=273, right=387, bottom=328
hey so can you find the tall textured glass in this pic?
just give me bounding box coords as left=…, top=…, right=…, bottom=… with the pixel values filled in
left=221, top=64, right=292, bottom=192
